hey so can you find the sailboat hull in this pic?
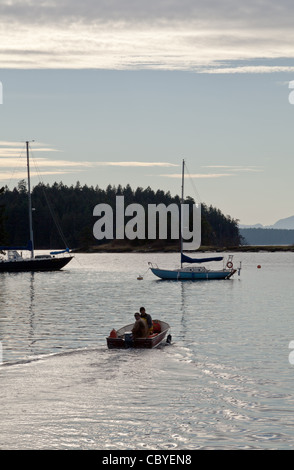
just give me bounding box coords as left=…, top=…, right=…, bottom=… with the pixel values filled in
left=150, top=267, right=236, bottom=280
left=0, top=256, right=73, bottom=273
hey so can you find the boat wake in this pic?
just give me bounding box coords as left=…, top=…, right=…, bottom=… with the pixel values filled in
left=1, top=340, right=293, bottom=449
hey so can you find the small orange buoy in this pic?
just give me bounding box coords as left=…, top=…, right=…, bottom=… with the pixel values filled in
left=257, top=265, right=261, bottom=269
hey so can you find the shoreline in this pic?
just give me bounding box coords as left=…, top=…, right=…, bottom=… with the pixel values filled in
left=75, top=243, right=294, bottom=253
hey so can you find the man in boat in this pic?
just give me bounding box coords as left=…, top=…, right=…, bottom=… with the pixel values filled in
left=140, top=307, right=153, bottom=334
left=132, top=312, right=149, bottom=339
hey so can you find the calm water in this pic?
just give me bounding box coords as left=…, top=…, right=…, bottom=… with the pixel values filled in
left=0, top=251, right=294, bottom=449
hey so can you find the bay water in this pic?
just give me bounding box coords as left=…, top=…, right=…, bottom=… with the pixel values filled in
left=0, top=251, right=294, bottom=449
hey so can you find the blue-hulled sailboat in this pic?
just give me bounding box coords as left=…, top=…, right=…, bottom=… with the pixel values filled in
left=149, top=254, right=237, bottom=280
left=148, top=160, right=239, bottom=281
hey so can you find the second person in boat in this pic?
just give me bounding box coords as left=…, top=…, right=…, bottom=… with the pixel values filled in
left=140, top=307, right=153, bottom=334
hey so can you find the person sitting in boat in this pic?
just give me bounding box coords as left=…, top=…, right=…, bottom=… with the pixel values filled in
left=140, top=307, right=153, bottom=334
left=132, top=312, right=149, bottom=339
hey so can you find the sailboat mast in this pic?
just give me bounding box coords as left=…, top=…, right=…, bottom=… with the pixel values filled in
left=26, top=141, right=34, bottom=259
left=180, top=159, right=184, bottom=267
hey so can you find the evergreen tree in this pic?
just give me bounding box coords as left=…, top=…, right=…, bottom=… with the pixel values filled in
left=1, top=180, right=242, bottom=249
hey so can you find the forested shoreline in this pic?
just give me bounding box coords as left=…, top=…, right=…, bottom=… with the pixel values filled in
left=0, top=180, right=242, bottom=250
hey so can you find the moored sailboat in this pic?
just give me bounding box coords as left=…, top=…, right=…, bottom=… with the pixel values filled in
left=149, top=255, right=237, bottom=280
left=148, top=159, right=240, bottom=281
left=0, top=141, right=73, bottom=272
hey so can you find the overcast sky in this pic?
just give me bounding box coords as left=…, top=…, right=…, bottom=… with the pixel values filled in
left=1, top=0, right=294, bottom=225
left=1, top=0, right=294, bottom=71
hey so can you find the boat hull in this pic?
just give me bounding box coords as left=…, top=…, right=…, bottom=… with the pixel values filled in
left=107, top=320, right=170, bottom=349
left=0, top=256, right=73, bottom=273
left=150, top=267, right=236, bottom=280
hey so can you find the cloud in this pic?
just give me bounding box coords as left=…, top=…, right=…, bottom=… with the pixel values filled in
left=0, top=148, right=61, bottom=157
left=202, top=165, right=263, bottom=172
left=160, top=164, right=264, bottom=179
left=0, top=170, right=77, bottom=180
left=0, top=141, right=178, bottom=182
left=160, top=173, right=233, bottom=178
left=0, top=157, right=177, bottom=170
left=1, top=1, right=294, bottom=71
left=93, top=162, right=179, bottom=167
left=0, top=1, right=293, bottom=27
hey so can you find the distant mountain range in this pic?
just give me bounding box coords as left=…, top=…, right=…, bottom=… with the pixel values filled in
left=239, top=215, right=294, bottom=230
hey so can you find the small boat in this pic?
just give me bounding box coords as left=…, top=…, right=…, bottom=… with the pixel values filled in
left=149, top=256, right=237, bottom=280
left=149, top=159, right=240, bottom=281
left=106, top=320, right=171, bottom=349
left=0, top=141, right=73, bottom=272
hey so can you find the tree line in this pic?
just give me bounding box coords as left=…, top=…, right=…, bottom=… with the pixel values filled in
left=0, top=180, right=242, bottom=250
